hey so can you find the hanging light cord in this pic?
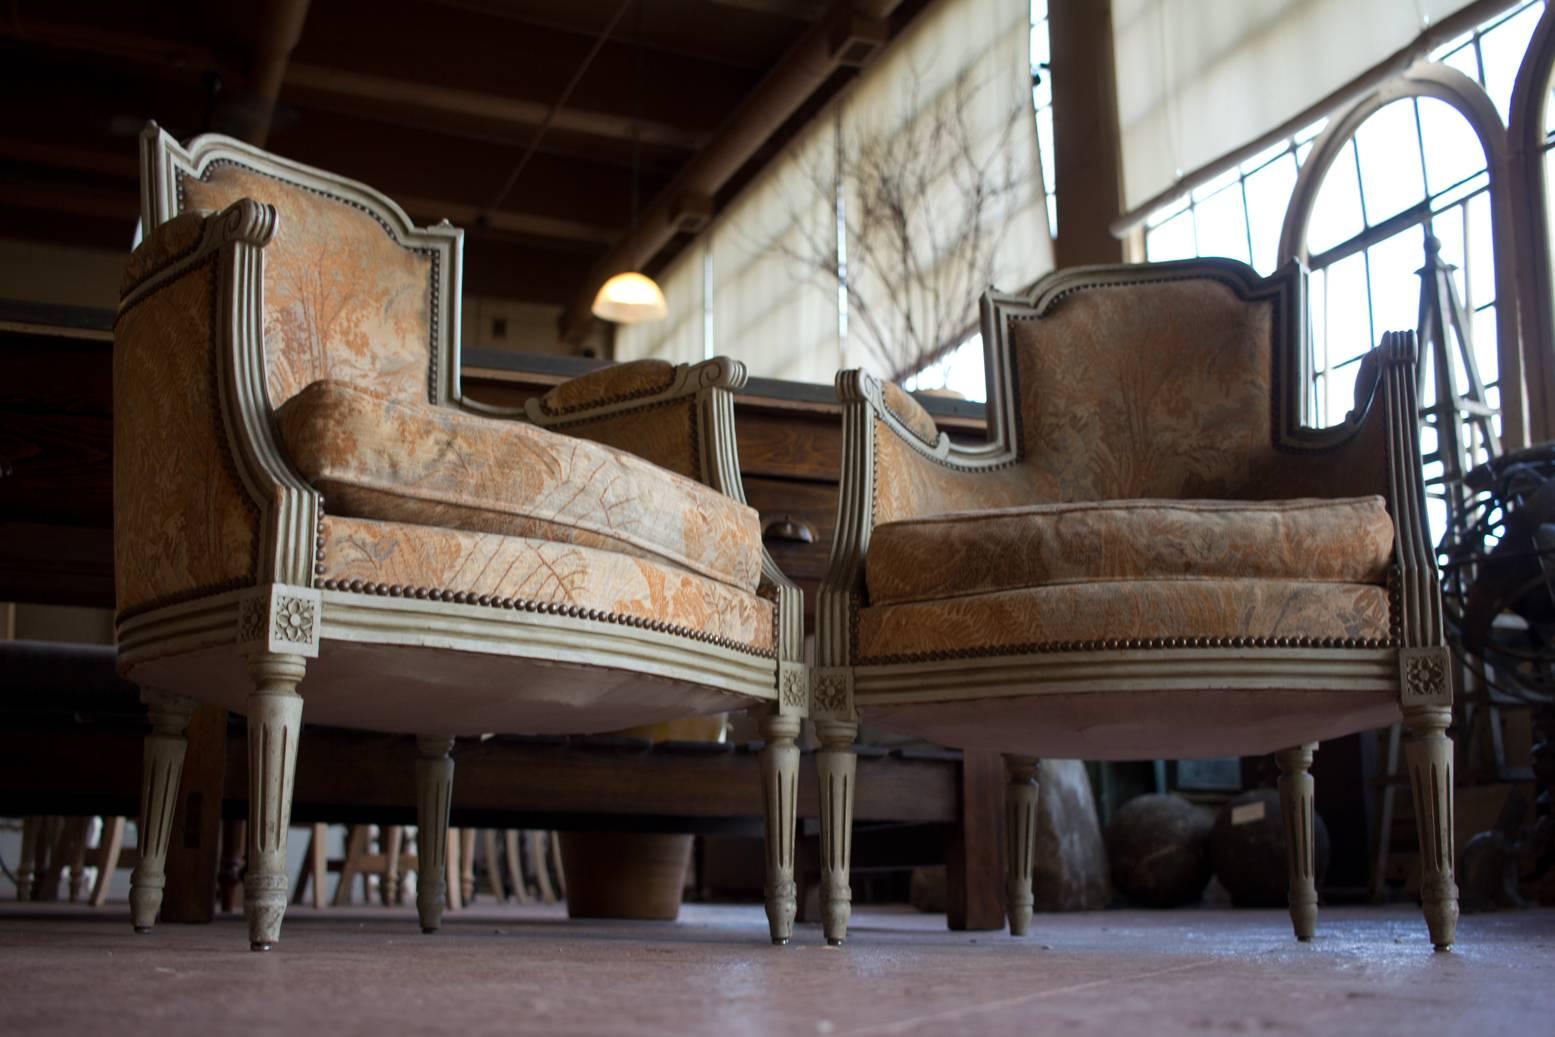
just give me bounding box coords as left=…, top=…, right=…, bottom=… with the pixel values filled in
left=630, top=0, right=644, bottom=232
left=485, top=0, right=636, bottom=216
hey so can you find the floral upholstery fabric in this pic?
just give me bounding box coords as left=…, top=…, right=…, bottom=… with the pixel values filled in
left=873, top=420, right=1032, bottom=527
left=277, top=381, right=762, bottom=592
left=856, top=579, right=1391, bottom=662
left=867, top=497, right=1393, bottom=606
left=1011, top=277, right=1280, bottom=502
left=182, top=165, right=433, bottom=408
left=539, top=359, right=678, bottom=416
left=319, top=516, right=775, bottom=654
left=880, top=382, right=940, bottom=445
left=121, top=210, right=210, bottom=294
left=543, top=402, right=700, bottom=481
left=115, top=254, right=258, bottom=614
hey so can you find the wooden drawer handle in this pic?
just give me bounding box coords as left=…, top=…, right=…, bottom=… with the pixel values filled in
left=762, top=514, right=816, bottom=544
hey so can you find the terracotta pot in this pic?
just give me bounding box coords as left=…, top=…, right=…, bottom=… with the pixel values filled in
left=558, top=831, right=694, bottom=920
left=558, top=714, right=725, bottom=920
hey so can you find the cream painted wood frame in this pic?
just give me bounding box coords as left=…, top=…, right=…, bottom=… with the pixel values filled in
left=118, top=125, right=806, bottom=950
left=812, top=257, right=1458, bottom=950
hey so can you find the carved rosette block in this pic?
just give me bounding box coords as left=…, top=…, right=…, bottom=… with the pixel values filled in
left=777, top=662, right=810, bottom=717
left=758, top=713, right=801, bottom=944
left=1275, top=743, right=1319, bottom=941
left=1003, top=754, right=1039, bottom=937
left=244, top=653, right=307, bottom=950
left=415, top=736, right=456, bottom=933
left=815, top=718, right=859, bottom=946
left=810, top=668, right=855, bottom=719
left=237, top=585, right=323, bottom=659
left=1405, top=705, right=1459, bottom=950
left=128, top=692, right=196, bottom=933
left=1399, top=646, right=1452, bottom=707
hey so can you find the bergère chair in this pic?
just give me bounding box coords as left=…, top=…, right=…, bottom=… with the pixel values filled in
left=812, top=258, right=1458, bottom=949
left=115, top=124, right=807, bottom=950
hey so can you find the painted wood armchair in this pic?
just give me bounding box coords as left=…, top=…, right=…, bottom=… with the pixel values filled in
left=115, top=125, right=806, bottom=950
left=813, top=258, right=1458, bottom=949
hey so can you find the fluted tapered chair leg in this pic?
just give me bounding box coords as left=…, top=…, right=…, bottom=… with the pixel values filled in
left=816, top=718, right=858, bottom=946
left=758, top=713, right=800, bottom=944
left=129, top=693, right=196, bottom=933
left=415, top=736, right=456, bottom=933
left=244, top=653, right=306, bottom=951
left=1406, top=706, right=1459, bottom=950
left=1276, top=743, right=1319, bottom=941
left=1003, top=754, right=1039, bottom=937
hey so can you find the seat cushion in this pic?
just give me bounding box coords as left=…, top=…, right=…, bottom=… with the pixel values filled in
left=857, top=578, right=1392, bottom=662
left=318, top=516, right=775, bottom=655
left=866, top=497, right=1393, bottom=606
left=278, top=381, right=762, bottom=593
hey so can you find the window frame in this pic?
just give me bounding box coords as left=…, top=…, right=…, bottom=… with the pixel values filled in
left=1508, top=1, right=1555, bottom=442
left=1277, top=62, right=1527, bottom=450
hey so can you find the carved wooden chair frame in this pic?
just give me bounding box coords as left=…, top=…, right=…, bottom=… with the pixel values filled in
left=811, top=257, right=1458, bottom=949
left=119, top=125, right=807, bottom=949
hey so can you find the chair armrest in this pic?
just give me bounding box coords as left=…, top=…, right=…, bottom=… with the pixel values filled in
left=466, top=357, right=805, bottom=666
left=1245, top=332, right=1443, bottom=650
left=816, top=370, right=1028, bottom=668
left=115, top=199, right=320, bottom=619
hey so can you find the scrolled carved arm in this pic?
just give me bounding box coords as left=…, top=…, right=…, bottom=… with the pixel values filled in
left=816, top=369, right=1027, bottom=667
left=466, top=357, right=803, bottom=667
left=114, top=199, right=319, bottom=620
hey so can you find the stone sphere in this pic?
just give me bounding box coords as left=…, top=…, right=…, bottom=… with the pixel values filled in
left=1211, top=788, right=1330, bottom=907
left=1105, top=793, right=1214, bottom=908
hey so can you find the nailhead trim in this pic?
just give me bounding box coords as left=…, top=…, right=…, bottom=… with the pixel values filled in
left=317, top=578, right=777, bottom=659
left=537, top=367, right=680, bottom=418
left=854, top=632, right=1400, bottom=666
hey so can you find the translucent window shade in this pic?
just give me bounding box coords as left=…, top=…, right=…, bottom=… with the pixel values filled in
left=1354, top=100, right=1427, bottom=226
left=613, top=248, right=704, bottom=363
left=1111, top=0, right=1482, bottom=211
left=708, top=118, right=840, bottom=383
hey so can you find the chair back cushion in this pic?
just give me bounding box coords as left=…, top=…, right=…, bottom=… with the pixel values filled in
left=183, top=165, right=434, bottom=408
left=1010, top=275, right=1279, bottom=501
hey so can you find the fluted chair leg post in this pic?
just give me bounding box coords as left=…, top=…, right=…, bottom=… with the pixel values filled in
left=1003, top=754, right=1039, bottom=937
left=128, top=693, right=196, bottom=933
left=244, top=653, right=306, bottom=951
left=415, top=736, right=456, bottom=934
left=1405, top=706, right=1459, bottom=950
left=758, top=713, right=801, bottom=945
left=816, top=718, right=858, bottom=946
left=1276, top=743, right=1319, bottom=941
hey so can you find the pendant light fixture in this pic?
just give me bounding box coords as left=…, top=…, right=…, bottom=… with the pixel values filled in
left=592, top=1, right=667, bottom=324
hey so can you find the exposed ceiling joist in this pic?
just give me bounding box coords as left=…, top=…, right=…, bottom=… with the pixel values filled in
left=282, top=64, right=710, bottom=152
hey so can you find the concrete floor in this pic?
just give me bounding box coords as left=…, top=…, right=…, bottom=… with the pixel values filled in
left=1, top=901, right=1552, bottom=1036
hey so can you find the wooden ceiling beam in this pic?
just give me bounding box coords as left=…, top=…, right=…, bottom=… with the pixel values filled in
left=281, top=63, right=708, bottom=152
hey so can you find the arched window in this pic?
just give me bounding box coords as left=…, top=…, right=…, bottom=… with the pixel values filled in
left=1278, top=64, right=1522, bottom=537
left=1509, top=1, right=1555, bottom=442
